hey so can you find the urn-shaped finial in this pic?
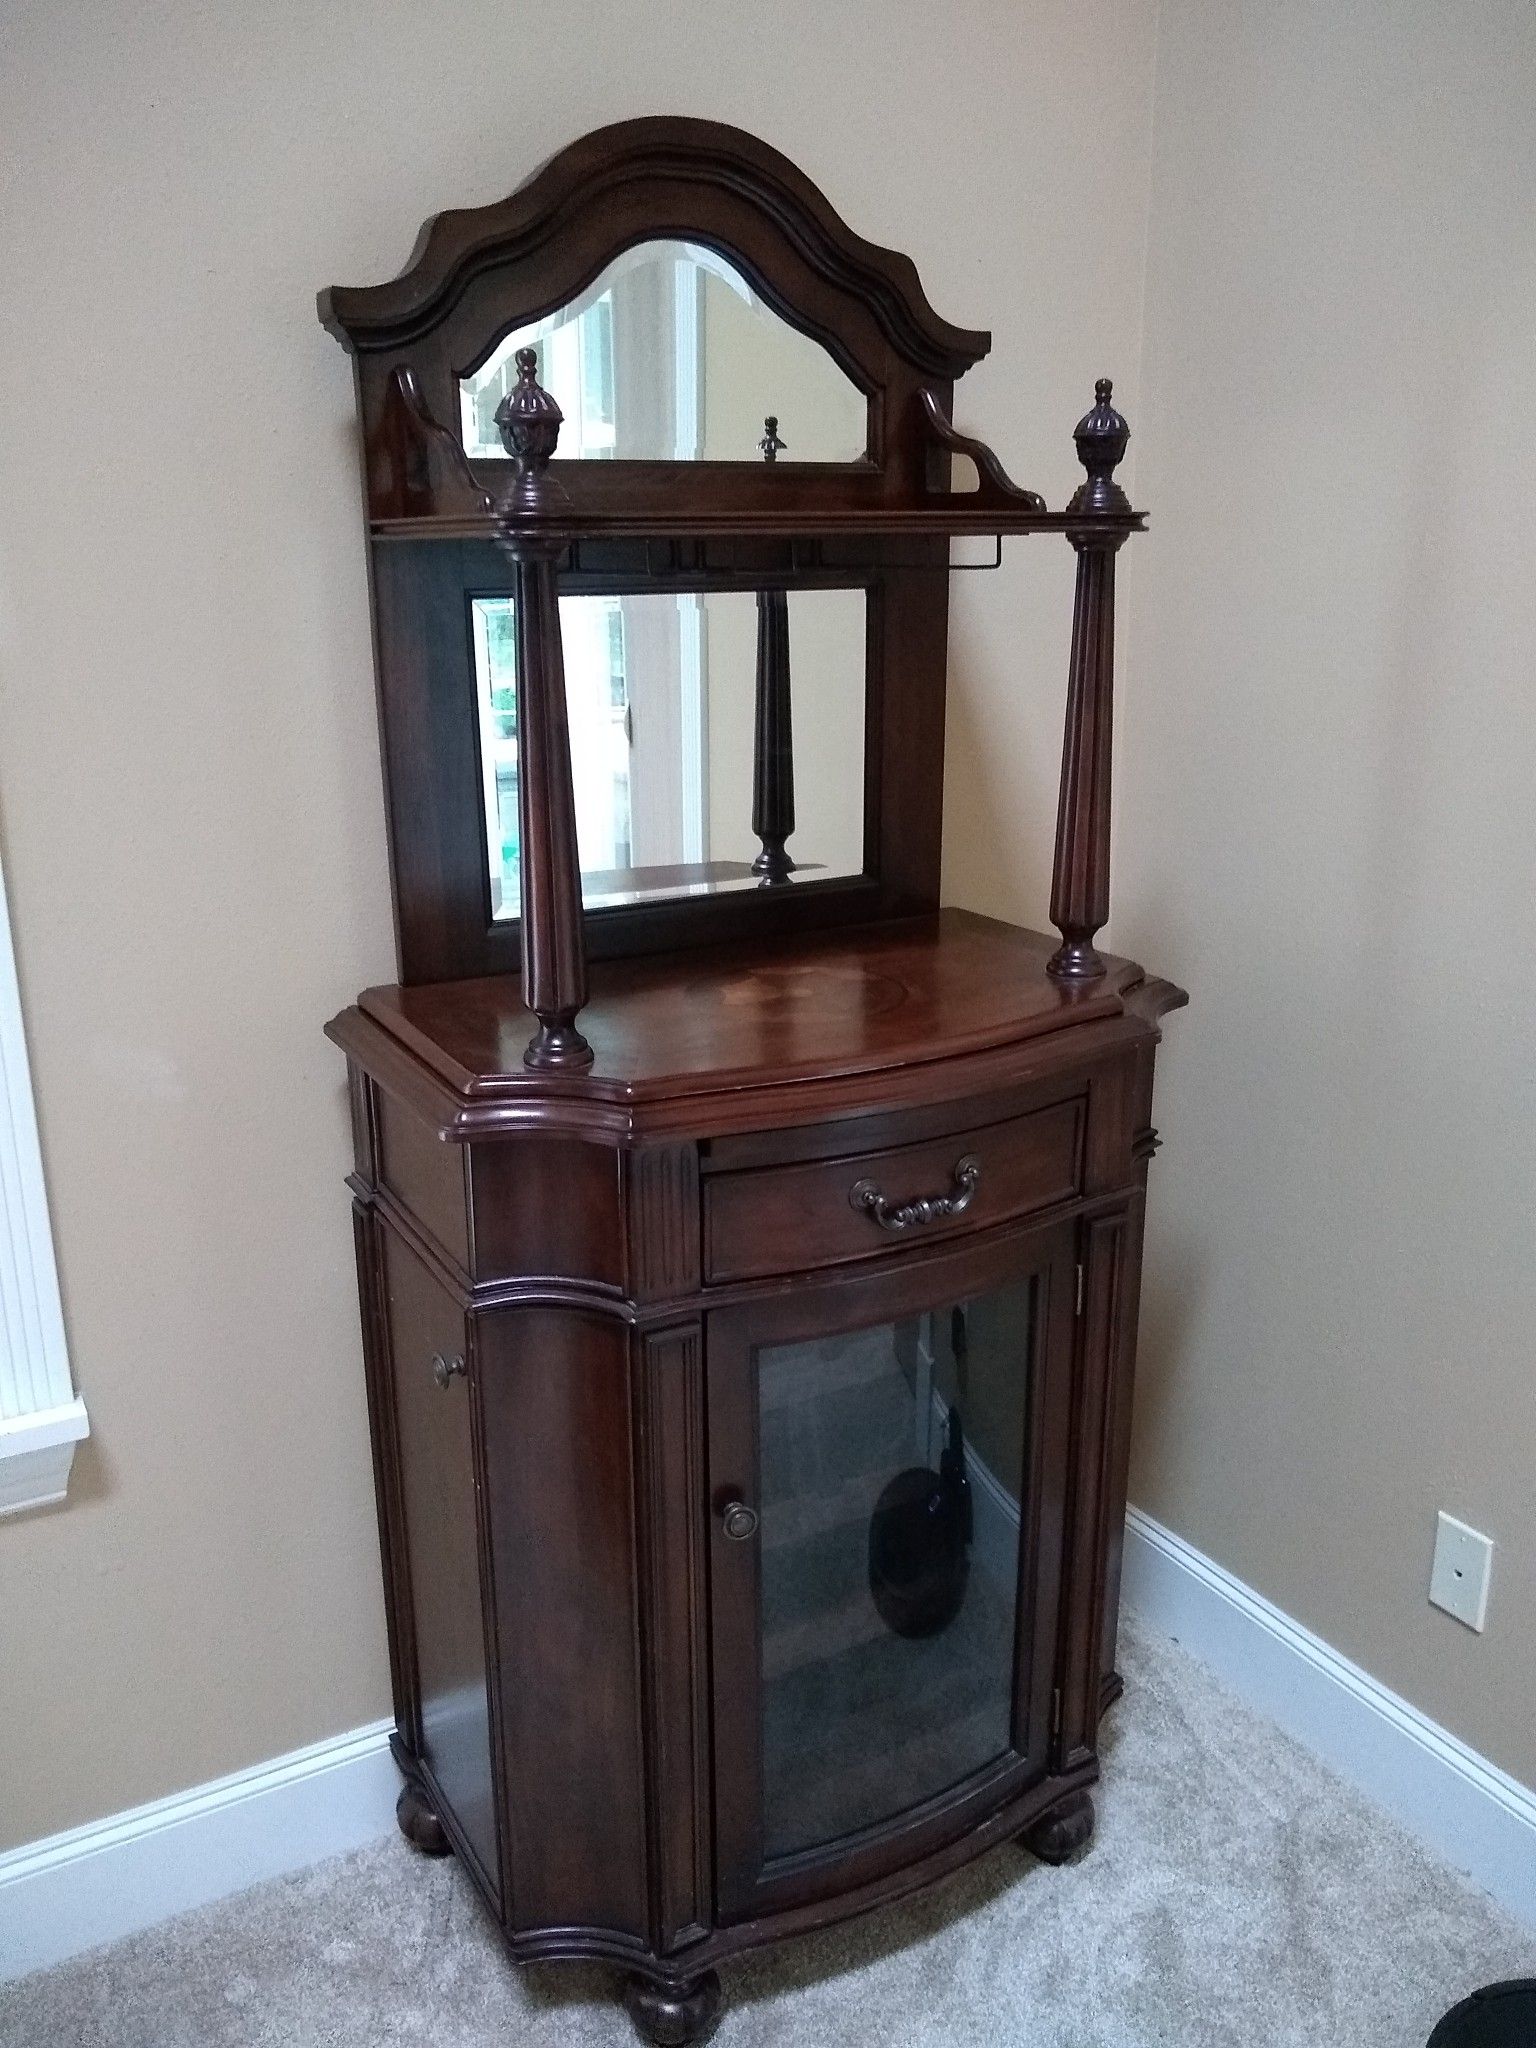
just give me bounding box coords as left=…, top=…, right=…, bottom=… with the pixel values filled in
left=494, top=348, right=566, bottom=524
left=1067, top=377, right=1131, bottom=516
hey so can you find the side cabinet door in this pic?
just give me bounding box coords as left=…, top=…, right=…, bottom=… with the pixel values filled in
left=707, top=1220, right=1077, bottom=1922
left=377, top=1223, right=499, bottom=1899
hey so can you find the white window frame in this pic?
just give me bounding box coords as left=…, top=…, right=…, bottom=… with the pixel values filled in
left=0, top=850, right=87, bottom=1516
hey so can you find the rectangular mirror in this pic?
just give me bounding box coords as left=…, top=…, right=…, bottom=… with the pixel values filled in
left=472, top=587, right=868, bottom=916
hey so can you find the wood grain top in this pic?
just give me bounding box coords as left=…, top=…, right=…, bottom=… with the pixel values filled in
left=334, top=913, right=1183, bottom=1136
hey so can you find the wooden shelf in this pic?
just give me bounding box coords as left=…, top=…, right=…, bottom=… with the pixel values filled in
left=327, top=909, right=1186, bottom=1141
left=371, top=506, right=1147, bottom=544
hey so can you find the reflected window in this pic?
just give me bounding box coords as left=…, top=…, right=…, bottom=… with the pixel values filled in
left=471, top=588, right=866, bottom=916
left=460, top=240, right=867, bottom=464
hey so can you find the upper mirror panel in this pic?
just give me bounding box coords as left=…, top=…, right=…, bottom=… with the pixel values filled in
left=459, top=239, right=869, bottom=464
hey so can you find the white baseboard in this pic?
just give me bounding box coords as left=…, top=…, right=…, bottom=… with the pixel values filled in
left=0, top=1719, right=397, bottom=1982
left=5, top=1513, right=1532, bottom=1985
left=1123, top=1505, right=1536, bottom=1929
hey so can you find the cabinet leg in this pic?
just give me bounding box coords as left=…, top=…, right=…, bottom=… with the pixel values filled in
left=395, top=1780, right=452, bottom=1857
left=1019, top=1788, right=1095, bottom=1865
left=622, top=1969, right=723, bottom=2046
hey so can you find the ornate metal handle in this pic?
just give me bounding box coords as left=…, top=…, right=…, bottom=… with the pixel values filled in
left=849, top=1154, right=981, bottom=1234
left=431, top=1352, right=466, bottom=1389
left=720, top=1500, right=759, bottom=1542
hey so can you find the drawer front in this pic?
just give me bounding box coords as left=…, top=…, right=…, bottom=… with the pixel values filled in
left=703, top=1097, right=1084, bottom=1283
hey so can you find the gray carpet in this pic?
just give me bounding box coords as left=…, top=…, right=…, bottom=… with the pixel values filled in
left=5, top=1615, right=1532, bottom=2047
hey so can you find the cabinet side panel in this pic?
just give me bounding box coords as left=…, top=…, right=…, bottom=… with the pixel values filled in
left=469, top=1139, right=623, bottom=1288
left=478, top=1308, right=649, bottom=1939
left=637, top=1324, right=710, bottom=1951
left=351, top=1200, right=414, bottom=1740
left=1058, top=1207, right=1130, bottom=1769
left=378, top=1224, right=500, bottom=1900
left=1098, top=1188, right=1147, bottom=1704
left=1100, top=1036, right=1162, bottom=1704
left=376, top=1090, right=470, bottom=1272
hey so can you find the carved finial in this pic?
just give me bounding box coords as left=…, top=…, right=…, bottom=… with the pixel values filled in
left=1067, top=377, right=1131, bottom=516
left=494, top=347, right=565, bottom=521
left=759, top=415, right=787, bottom=462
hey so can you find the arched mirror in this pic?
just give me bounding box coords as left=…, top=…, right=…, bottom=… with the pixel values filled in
left=459, top=239, right=869, bottom=464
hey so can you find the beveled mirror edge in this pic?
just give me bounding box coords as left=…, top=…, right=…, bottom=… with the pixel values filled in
left=455, top=234, right=873, bottom=470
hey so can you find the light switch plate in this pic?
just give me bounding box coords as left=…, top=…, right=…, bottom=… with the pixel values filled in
left=1429, top=1511, right=1493, bottom=1632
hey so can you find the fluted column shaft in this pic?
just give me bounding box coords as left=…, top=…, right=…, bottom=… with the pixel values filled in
left=1048, top=533, right=1125, bottom=980
left=509, top=544, right=592, bottom=1068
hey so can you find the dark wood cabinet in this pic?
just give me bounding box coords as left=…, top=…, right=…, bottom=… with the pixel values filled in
left=323, top=120, right=1183, bottom=2043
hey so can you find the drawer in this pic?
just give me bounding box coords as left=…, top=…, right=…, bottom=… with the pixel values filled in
left=702, top=1097, right=1084, bottom=1283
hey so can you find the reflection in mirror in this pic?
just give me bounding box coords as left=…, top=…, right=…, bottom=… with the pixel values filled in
left=460, top=240, right=868, bottom=464
left=472, top=588, right=866, bottom=914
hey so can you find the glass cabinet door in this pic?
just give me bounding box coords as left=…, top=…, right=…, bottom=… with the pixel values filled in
left=707, top=1222, right=1077, bottom=1919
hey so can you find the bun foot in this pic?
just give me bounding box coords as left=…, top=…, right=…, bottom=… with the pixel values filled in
left=1020, top=1788, right=1095, bottom=1865
left=395, top=1781, right=452, bottom=1857
left=622, top=1969, right=723, bottom=2046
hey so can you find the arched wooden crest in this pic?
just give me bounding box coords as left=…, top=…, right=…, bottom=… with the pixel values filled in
left=319, top=117, right=1056, bottom=533
left=322, top=117, right=988, bottom=373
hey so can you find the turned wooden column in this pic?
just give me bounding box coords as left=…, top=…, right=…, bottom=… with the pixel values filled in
left=494, top=348, right=592, bottom=1069
left=751, top=588, right=796, bottom=883
left=1048, top=379, right=1132, bottom=982
left=752, top=416, right=796, bottom=884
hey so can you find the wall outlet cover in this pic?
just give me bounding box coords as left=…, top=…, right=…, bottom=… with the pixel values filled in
left=1429, top=1511, right=1493, bottom=1632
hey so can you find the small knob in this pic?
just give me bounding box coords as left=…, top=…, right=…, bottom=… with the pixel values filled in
left=720, top=1500, right=759, bottom=1542
left=431, top=1352, right=466, bottom=1389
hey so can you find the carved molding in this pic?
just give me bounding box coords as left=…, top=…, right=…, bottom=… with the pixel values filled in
left=625, top=1148, right=702, bottom=1301
left=320, top=117, right=990, bottom=381
left=370, top=364, right=493, bottom=523
left=916, top=389, right=1046, bottom=512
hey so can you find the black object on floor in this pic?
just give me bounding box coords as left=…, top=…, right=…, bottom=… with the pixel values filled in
left=868, top=1405, right=974, bottom=1640
left=1428, top=1982, right=1536, bottom=2046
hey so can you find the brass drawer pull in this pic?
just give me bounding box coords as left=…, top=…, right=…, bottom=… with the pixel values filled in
left=431, top=1351, right=467, bottom=1389
left=849, top=1154, right=981, bottom=1233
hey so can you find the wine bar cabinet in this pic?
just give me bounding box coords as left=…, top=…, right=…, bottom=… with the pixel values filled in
left=320, top=116, right=1185, bottom=2044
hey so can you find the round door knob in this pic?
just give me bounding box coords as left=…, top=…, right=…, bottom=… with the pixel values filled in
left=432, top=1352, right=466, bottom=1389
left=720, top=1500, right=759, bottom=1542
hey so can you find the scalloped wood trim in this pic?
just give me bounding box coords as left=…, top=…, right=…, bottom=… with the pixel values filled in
left=319, top=117, right=990, bottom=380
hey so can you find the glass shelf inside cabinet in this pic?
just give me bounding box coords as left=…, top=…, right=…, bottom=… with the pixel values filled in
left=756, top=1275, right=1034, bottom=1860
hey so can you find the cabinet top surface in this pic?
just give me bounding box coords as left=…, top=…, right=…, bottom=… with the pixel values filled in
left=334, top=913, right=1182, bottom=1126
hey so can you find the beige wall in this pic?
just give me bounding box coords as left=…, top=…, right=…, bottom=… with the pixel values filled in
left=1115, top=0, right=1536, bottom=1786
left=0, top=0, right=1159, bottom=1849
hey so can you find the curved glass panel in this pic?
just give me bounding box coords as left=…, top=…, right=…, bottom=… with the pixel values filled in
left=757, top=1280, right=1034, bottom=1857
left=459, top=240, right=867, bottom=463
